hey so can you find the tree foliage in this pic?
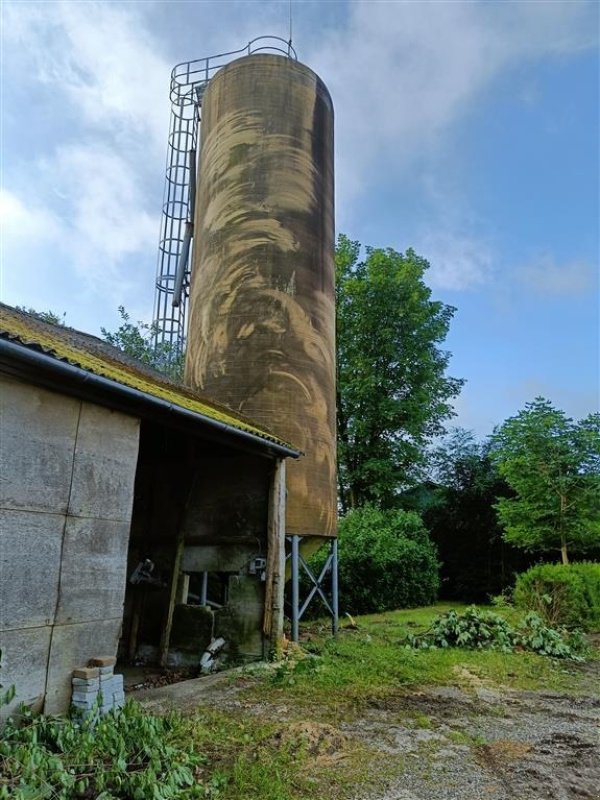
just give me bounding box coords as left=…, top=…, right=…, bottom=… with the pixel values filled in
left=336, top=235, right=463, bottom=510
left=491, top=398, right=600, bottom=564
left=101, top=306, right=184, bottom=382
left=335, top=505, right=440, bottom=614
left=412, top=428, right=531, bottom=601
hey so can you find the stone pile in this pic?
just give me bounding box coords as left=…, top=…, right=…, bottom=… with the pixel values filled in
left=71, top=656, right=124, bottom=717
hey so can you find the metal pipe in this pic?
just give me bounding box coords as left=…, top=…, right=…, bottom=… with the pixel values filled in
left=188, top=148, right=197, bottom=218
left=172, top=222, right=192, bottom=308
left=0, top=337, right=300, bottom=459
left=200, top=571, right=208, bottom=606
left=290, top=535, right=300, bottom=642
left=331, top=538, right=339, bottom=635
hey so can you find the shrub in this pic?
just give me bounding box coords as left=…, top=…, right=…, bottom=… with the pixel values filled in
left=406, top=606, right=587, bottom=660
left=418, top=606, right=515, bottom=652
left=334, top=505, right=439, bottom=615
left=514, top=562, right=600, bottom=631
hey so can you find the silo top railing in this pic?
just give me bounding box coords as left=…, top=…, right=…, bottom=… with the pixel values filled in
left=170, top=36, right=297, bottom=108
left=152, top=36, right=298, bottom=355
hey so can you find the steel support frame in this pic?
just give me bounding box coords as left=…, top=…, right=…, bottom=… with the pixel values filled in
left=286, top=536, right=338, bottom=641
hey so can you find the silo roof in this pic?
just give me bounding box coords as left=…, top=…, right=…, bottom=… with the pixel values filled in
left=0, top=303, right=299, bottom=458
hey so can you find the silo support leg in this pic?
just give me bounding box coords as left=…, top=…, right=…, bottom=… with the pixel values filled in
left=290, top=535, right=300, bottom=643
left=286, top=536, right=339, bottom=641
left=331, top=538, right=339, bottom=635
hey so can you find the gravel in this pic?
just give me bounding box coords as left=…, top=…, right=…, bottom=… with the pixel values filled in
left=350, top=682, right=600, bottom=800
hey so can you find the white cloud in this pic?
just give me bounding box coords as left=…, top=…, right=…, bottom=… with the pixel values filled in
left=3, top=1, right=171, bottom=152
left=519, top=257, right=597, bottom=296
left=1, top=143, right=157, bottom=308
left=47, top=144, right=157, bottom=272
left=416, top=229, right=494, bottom=291
left=306, top=0, right=598, bottom=199
left=0, top=189, right=63, bottom=247
left=1, top=0, right=597, bottom=320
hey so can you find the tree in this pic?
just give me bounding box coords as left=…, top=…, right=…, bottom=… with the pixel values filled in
left=412, top=428, right=530, bottom=601
left=336, top=235, right=463, bottom=510
left=491, top=398, right=600, bottom=564
left=101, top=306, right=184, bottom=382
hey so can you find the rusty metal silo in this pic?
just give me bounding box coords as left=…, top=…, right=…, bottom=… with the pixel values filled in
left=185, top=53, right=336, bottom=539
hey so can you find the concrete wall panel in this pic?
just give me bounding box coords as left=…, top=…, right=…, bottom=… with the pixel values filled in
left=68, top=403, right=140, bottom=521
left=55, top=518, right=131, bottom=625
left=0, top=376, right=80, bottom=513
left=182, top=543, right=257, bottom=573
left=44, top=619, right=122, bottom=714
left=0, top=626, right=51, bottom=718
left=215, top=576, right=264, bottom=658
left=0, top=376, right=141, bottom=716
left=0, top=509, right=63, bottom=631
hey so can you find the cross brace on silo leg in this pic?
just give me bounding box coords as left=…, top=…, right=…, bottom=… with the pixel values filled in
left=287, top=536, right=338, bottom=642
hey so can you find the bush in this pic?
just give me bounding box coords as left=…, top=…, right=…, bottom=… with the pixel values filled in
left=406, top=606, right=587, bottom=660
left=334, top=506, right=439, bottom=615
left=514, top=562, right=600, bottom=631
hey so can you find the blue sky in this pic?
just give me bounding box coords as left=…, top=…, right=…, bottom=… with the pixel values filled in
left=1, top=0, right=598, bottom=436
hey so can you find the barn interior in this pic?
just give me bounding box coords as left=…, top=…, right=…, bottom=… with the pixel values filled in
left=121, top=417, right=280, bottom=674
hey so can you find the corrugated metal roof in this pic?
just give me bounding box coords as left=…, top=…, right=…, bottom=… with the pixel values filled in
left=0, top=304, right=295, bottom=451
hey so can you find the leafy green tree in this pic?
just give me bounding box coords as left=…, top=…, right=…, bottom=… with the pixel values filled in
left=411, top=428, right=530, bottom=601
left=491, top=398, right=600, bottom=564
left=101, top=306, right=184, bottom=381
left=336, top=235, right=463, bottom=510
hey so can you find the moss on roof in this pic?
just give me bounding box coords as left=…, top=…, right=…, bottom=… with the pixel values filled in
left=0, top=304, right=293, bottom=449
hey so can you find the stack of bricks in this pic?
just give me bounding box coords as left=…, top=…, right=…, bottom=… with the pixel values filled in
left=71, top=656, right=125, bottom=717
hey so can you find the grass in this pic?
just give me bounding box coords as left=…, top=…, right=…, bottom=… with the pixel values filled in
left=160, top=706, right=387, bottom=800
left=243, top=604, right=596, bottom=717
left=5, top=604, right=596, bottom=800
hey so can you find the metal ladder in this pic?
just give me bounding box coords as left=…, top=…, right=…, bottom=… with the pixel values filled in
left=151, top=36, right=297, bottom=357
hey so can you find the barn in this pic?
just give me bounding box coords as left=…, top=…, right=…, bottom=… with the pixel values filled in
left=0, top=304, right=297, bottom=716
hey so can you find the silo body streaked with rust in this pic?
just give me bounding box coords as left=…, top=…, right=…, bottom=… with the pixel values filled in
left=185, top=53, right=336, bottom=538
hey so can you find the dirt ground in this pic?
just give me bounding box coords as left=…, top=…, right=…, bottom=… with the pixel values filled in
left=132, top=661, right=600, bottom=800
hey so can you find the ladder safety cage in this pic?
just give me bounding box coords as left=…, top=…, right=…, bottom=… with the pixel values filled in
left=152, top=36, right=298, bottom=356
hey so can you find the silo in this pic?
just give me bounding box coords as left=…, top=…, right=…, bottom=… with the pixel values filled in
left=185, top=53, right=336, bottom=539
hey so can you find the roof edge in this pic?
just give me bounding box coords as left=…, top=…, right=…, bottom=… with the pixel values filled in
left=0, top=337, right=300, bottom=460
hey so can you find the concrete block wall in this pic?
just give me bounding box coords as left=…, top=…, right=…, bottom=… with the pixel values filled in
left=0, top=376, right=140, bottom=717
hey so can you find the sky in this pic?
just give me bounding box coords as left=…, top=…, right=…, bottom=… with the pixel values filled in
left=1, top=0, right=598, bottom=437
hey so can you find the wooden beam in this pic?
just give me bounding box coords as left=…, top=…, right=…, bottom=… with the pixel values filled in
left=158, top=528, right=186, bottom=667
left=158, top=481, right=195, bottom=667
left=263, top=459, right=286, bottom=654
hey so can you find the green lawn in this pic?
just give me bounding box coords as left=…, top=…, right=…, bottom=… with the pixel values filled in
left=246, top=603, right=596, bottom=713
left=4, top=604, right=597, bottom=800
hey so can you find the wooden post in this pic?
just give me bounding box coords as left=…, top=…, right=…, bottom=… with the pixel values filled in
left=158, top=529, right=186, bottom=667
left=263, top=459, right=286, bottom=655
left=128, top=590, right=143, bottom=662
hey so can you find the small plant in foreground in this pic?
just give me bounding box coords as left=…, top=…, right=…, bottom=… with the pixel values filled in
left=404, top=606, right=587, bottom=660
left=0, top=701, right=214, bottom=799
